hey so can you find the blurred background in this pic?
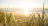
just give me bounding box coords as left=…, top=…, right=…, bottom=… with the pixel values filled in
left=0, top=0, right=48, bottom=26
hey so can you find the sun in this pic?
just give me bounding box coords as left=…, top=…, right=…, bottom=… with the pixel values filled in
left=23, top=3, right=31, bottom=16
left=24, top=6, right=29, bottom=16
left=24, top=8, right=28, bottom=15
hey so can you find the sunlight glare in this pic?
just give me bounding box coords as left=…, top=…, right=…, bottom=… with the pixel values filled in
left=24, top=7, right=29, bottom=16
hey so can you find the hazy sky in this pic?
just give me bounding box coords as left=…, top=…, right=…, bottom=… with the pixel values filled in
left=0, top=0, right=48, bottom=14
left=0, top=0, right=48, bottom=8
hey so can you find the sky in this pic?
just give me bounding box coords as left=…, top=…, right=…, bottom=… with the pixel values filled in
left=0, top=0, right=48, bottom=14
left=0, top=0, right=48, bottom=8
